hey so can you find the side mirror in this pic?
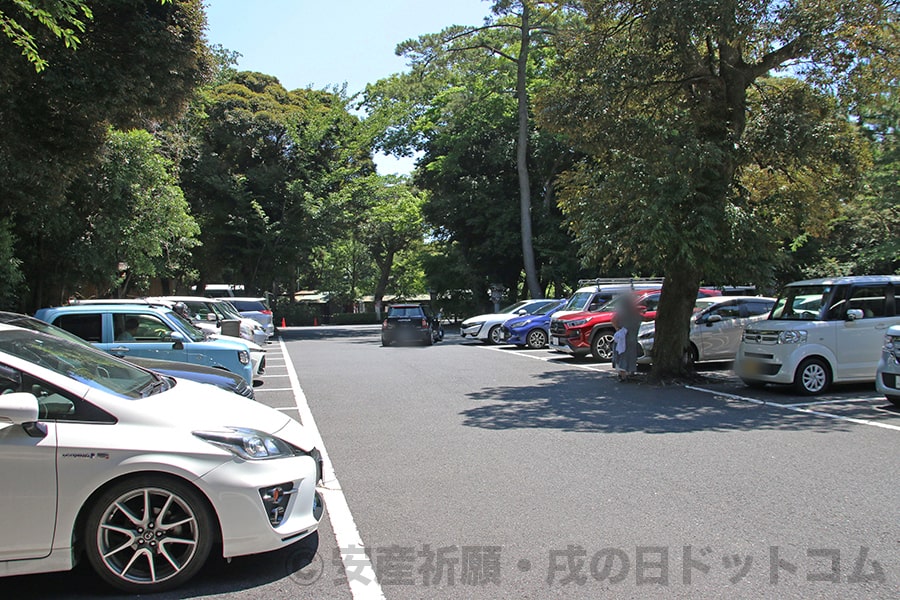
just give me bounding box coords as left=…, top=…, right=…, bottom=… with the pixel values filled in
left=845, top=308, right=864, bottom=321
left=170, top=330, right=186, bottom=350
left=516, top=309, right=527, bottom=315
left=706, top=314, right=723, bottom=325
left=0, top=392, right=39, bottom=428
left=206, top=313, right=218, bottom=322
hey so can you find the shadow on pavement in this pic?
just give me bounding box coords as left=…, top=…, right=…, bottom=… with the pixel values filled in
left=460, top=369, right=855, bottom=435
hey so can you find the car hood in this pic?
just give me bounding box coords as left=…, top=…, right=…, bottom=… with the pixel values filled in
left=99, top=379, right=314, bottom=450
left=553, top=310, right=610, bottom=322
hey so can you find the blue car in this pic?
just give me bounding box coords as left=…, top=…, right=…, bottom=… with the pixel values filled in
left=500, top=298, right=568, bottom=349
left=34, top=303, right=254, bottom=384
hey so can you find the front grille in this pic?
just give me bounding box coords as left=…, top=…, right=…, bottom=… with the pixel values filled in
left=550, top=320, right=566, bottom=335
left=743, top=330, right=781, bottom=345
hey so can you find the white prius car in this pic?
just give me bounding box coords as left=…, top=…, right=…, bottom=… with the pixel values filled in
left=0, top=324, right=322, bottom=593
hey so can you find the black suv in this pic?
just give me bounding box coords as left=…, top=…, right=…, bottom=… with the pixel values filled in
left=381, top=304, right=443, bottom=346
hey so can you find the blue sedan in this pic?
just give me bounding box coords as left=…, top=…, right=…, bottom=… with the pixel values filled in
left=500, top=298, right=568, bottom=348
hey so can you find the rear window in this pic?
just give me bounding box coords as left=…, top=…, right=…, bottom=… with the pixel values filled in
left=230, top=300, right=266, bottom=312
left=54, top=313, right=103, bottom=342
left=388, top=306, right=425, bottom=318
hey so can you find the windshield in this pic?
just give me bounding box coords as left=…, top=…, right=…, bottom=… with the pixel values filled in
left=168, top=311, right=208, bottom=341
left=770, top=285, right=831, bottom=320
left=693, top=299, right=721, bottom=316
left=534, top=301, right=563, bottom=316
left=219, top=301, right=244, bottom=320
left=0, top=329, right=163, bottom=398
left=499, top=301, right=531, bottom=314
left=563, top=293, right=593, bottom=311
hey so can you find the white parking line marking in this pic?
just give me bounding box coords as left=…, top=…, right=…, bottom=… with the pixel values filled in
left=477, top=345, right=611, bottom=372
left=782, top=398, right=877, bottom=408
left=254, top=387, right=294, bottom=392
left=686, top=385, right=900, bottom=432
left=279, top=337, right=385, bottom=600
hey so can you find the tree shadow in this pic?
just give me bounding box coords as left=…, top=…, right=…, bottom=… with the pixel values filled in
left=460, top=370, right=850, bottom=434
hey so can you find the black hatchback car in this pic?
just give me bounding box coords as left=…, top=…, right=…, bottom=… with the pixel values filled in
left=381, top=304, right=443, bottom=346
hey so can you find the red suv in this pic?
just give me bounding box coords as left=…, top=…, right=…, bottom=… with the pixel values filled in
left=549, top=288, right=721, bottom=361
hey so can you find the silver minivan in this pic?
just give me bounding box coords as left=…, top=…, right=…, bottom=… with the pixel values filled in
left=735, top=276, right=899, bottom=394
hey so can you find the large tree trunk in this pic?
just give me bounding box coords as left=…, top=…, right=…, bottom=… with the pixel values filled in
left=517, top=4, right=541, bottom=299
left=650, top=265, right=701, bottom=380
left=373, top=251, right=393, bottom=320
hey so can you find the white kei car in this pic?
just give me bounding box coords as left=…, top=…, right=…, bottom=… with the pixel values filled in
left=0, top=324, right=322, bottom=593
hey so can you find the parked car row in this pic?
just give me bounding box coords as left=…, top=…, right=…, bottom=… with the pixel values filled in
left=34, top=301, right=265, bottom=384
left=461, top=275, right=900, bottom=403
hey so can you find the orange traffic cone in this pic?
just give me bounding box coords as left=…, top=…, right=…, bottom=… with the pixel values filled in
left=281, top=317, right=286, bottom=328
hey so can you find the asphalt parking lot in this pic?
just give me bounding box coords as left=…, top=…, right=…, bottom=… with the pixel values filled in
left=470, top=340, right=900, bottom=433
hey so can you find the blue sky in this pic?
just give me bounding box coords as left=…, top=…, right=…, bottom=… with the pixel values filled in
left=204, top=0, right=492, bottom=95
left=204, top=1, right=494, bottom=173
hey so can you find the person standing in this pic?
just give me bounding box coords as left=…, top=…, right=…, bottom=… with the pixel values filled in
left=612, top=293, right=642, bottom=381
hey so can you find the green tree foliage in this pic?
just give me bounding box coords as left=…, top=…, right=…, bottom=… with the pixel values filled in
left=804, top=87, right=900, bottom=277
left=394, top=1, right=568, bottom=299
left=539, top=0, right=898, bottom=378
left=0, top=0, right=92, bottom=71
left=175, top=71, right=373, bottom=294
left=353, top=175, right=427, bottom=315
left=363, top=8, right=583, bottom=305
left=0, top=219, right=25, bottom=308
left=66, top=129, right=200, bottom=298
left=0, top=0, right=210, bottom=310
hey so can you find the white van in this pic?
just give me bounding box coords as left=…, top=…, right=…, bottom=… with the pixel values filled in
left=735, top=275, right=900, bottom=394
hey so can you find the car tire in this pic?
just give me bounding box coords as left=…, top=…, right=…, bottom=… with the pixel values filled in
left=685, top=343, right=699, bottom=366
left=381, top=337, right=391, bottom=347
left=84, top=475, right=214, bottom=593
left=525, top=329, right=548, bottom=349
left=425, top=332, right=434, bottom=346
left=885, top=395, right=900, bottom=409
left=793, top=357, right=831, bottom=395
left=486, top=325, right=502, bottom=345
left=590, top=329, right=615, bottom=361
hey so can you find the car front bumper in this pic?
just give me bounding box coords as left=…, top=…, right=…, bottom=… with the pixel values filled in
left=460, top=323, right=483, bottom=338
left=734, top=344, right=799, bottom=384
left=198, top=453, right=323, bottom=558
left=875, top=349, right=900, bottom=399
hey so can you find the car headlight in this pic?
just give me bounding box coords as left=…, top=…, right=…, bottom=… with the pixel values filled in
left=194, top=427, right=296, bottom=460
left=885, top=334, right=900, bottom=354
left=238, top=349, right=250, bottom=364
left=778, top=330, right=807, bottom=344
left=463, top=321, right=483, bottom=329
left=567, top=318, right=588, bottom=328
left=638, top=329, right=654, bottom=340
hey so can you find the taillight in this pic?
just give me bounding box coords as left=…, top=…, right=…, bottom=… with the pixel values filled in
left=261, top=309, right=273, bottom=315
left=422, top=319, right=427, bottom=327
left=382, top=319, right=388, bottom=328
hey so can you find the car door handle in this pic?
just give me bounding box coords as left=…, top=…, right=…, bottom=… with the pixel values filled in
left=110, top=346, right=131, bottom=354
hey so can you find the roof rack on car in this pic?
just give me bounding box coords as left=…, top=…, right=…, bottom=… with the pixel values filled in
left=67, top=298, right=174, bottom=308
left=576, top=277, right=665, bottom=288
